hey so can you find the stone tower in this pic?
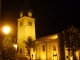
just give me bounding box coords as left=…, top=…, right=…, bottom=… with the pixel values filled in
left=17, top=9, right=36, bottom=56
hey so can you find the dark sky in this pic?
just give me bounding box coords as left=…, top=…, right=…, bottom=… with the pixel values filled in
left=1, top=0, right=80, bottom=38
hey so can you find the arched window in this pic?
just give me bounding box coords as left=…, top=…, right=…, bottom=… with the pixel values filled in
left=42, top=45, right=45, bottom=51
left=53, top=45, right=56, bottom=51
left=17, top=47, right=19, bottom=53
left=20, top=49, right=22, bottom=53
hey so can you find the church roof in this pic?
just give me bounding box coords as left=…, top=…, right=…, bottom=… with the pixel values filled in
left=36, top=34, right=58, bottom=41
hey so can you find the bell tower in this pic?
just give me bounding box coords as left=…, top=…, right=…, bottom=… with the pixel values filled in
left=17, top=9, right=36, bottom=56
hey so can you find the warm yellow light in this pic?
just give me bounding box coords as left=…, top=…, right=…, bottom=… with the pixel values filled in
left=53, top=56, right=57, bottom=60
left=50, top=34, right=58, bottom=39
left=70, top=56, right=73, bottom=60
left=54, top=35, right=58, bottom=38
left=3, top=26, right=10, bottom=34
left=41, top=53, right=46, bottom=59
left=14, top=44, right=17, bottom=49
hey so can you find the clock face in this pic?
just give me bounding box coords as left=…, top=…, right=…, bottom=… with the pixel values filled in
left=28, top=12, right=32, bottom=17
left=20, top=12, right=23, bottom=17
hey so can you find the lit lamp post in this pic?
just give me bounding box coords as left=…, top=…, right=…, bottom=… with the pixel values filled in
left=14, top=44, right=17, bottom=50
left=14, top=44, right=17, bottom=53
left=2, top=25, right=10, bottom=60
left=3, top=26, right=10, bottom=34
left=13, top=44, right=17, bottom=59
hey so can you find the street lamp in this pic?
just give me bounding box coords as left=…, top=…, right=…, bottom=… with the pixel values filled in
left=3, top=26, right=10, bottom=34
left=14, top=44, right=17, bottom=50
left=13, top=44, right=17, bottom=59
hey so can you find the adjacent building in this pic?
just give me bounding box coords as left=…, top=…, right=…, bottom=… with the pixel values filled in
left=35, top=34, right=59, bottom=60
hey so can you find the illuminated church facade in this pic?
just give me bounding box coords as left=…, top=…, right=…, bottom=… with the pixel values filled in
left=17, top=9, right=80, bottom=60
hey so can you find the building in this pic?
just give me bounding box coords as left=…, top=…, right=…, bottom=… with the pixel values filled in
left=16, top=9, right=36, bottom=59
left=17, top=9, right=80, bottom=60
left=35, top=34, right=59, bottom=60
left=35, top=34, right=80, bottom=60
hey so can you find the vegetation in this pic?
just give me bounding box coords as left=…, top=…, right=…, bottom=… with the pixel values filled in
left=23, top=36, right=37, bottom=57
left=61, top=25, right=80, bottom=60
left=2, top=36, right=15, bottom=60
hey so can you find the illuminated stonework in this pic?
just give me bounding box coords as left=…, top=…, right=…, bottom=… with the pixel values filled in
left=35, top=34, right=59, bottom=60
left=34, top=34, right=80, bottom=60
left=17, top=10, right=80, bottom=60
left=17, top=10, right=36, bottom=57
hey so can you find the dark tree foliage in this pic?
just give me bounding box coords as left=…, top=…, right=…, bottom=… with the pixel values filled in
left=63, top=26, right=80, bottom=51
left=62, top=25, right=80, bottom=60
left=23, top=36, right=37, bottom=56
left=2, top=36, right=15, bottom=60
left=25, top=36, right=36, bottom=48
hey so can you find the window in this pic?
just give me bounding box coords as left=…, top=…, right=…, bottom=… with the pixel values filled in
left=66, top=56, right=68, bottom=59
left=43, top=45, right=45, bottom=51
left=28, top=21, right=32, bottom=26
left=17, top=47, right=19, bottom=53
left=20, top=49, right=22, bottom=53
left=53, top=45, right=56, bottom=51
left=20, top=22, right=23, bottom=26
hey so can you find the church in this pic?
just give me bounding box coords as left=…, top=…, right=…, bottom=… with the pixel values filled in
left=16, top=9, right=80, bottom=60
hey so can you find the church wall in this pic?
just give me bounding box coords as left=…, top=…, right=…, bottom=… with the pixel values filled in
left=39, top=42, right=46, bottom=60
left=24, top=17, right=36, bottom=40
left=36, top=39, right=59, bottom=60
left=64, top=45, right=80, bottom=60
left=17, top=13, right=36, bottom=57
left=75, top=51, right=79, bottom=60
left=17, top=19, right=25, bottom=56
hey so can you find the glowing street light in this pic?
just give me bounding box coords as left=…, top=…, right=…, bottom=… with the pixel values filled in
left=14, top=44, right=17, bottom=50
left=3, top=26, right=10, bottom=34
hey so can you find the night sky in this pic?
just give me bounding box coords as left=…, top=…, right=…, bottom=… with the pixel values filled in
left=1, top=0, right=80, bottom=38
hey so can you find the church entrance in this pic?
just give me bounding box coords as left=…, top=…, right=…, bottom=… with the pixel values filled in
left=53, top=54, right=58, bottom=60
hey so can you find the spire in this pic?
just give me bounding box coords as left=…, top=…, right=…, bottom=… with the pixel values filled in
left=19, top=0, right=32, bottom=17
left=21, top=0, right=30, bottom=10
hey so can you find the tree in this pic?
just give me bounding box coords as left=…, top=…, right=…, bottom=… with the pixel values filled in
left=2, top=36, right=15, bottom=59
left=2, top=36, right=13, bottom=50
left=23, top=36, right=37, bottom=59
left=62, top=25, right=80, bottom=60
